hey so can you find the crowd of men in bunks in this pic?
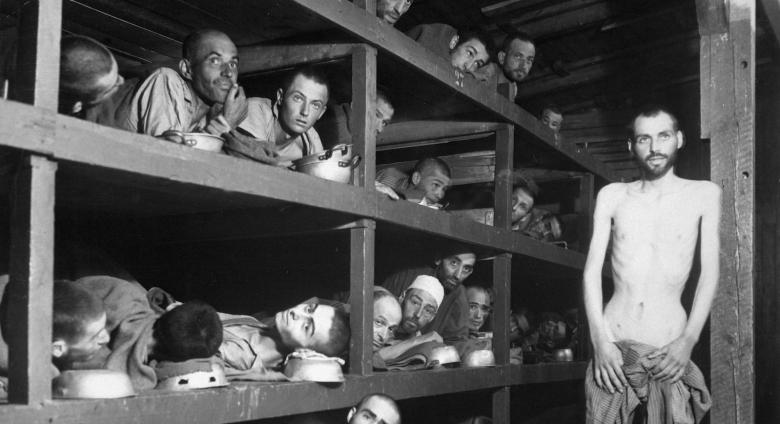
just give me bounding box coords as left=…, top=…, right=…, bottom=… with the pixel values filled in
left=0, top=0, right=722, bottom=423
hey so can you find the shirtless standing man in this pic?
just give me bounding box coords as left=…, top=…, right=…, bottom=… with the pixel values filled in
left=583, top=106, right=719, bottom=422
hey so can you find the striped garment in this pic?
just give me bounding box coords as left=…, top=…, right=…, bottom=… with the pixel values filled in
left=586, top=340, right=711, bottom=424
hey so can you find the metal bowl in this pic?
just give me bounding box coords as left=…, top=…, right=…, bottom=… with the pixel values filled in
left=462, top=349, right=496, bottom=368
left=160, top=130, right=224, bottom=152
left=430, top=345, right=461, bottom=367
left=552, top=348, right=574, bottom=362
left=53, top=369, right=136, bottom=399
left=155, top=362, right=229, bottom=391
left=292, top=144, right=361, bottom=183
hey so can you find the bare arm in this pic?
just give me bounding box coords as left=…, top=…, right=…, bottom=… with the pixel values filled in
left=583, top=184, right=626, bottom=393
left=651, top=183, right=721, bottom=382
left=377, top=331, right=442, bottom=361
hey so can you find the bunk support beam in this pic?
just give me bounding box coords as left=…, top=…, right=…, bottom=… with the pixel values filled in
left=7, top=155, right=57, bottom=404
left=12, top=0, right=62, bottom=108
left=351, top=45, right=377, bottom=188
left=349, top=219, right=376, bottom=375
left=697, top=0, right=756, bottom=423
left=491, top=124, right=513, bottom=424
left=239, top=44, right=356, bottom=75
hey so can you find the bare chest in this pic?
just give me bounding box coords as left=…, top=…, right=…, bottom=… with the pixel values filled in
left=612, top=191, right=702, bottom=245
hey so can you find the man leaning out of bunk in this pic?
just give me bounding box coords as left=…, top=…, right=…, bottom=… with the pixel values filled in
left=225, top=66, right=329, bottom=167
left=122, top=29, right=248, bottom=138
left=375, top=157, right=451, bottom=209
left=217, top=297, right=350, bottom=380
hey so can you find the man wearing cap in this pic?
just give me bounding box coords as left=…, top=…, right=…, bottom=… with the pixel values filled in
left=376, top=275, right=445, bottom=363
left=380, top=245, right=476, bottom=346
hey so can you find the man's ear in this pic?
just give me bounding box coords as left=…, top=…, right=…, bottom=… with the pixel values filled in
left=71, top=101, right=83, bottom=115
left=497, top=51, right=506, bottom=66
left=411, top=171, right=422, bottom=186
left=627, top=139, right=633, bottom=153
left=347, top=407, right=356, bottom=423
left=449, top=35, right=459, bottom=51
left=179, top=59, right=193, bottom=81
left=52, top=339, right=68, bottom=359
left=276, top=88, right=284, bottom=106
left=676, top=130, right=684, bottom=149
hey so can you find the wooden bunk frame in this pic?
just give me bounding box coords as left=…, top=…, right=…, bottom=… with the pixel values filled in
left=0, top=0, right=756, bottom=423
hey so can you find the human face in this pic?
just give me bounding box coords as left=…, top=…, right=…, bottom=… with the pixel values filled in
left=186, top=32, right=239, bottom=104
left=399, top=288, right=438, bottom=334
left=372, top=296, right=402, bottom=350
left=349, top=396, right=401, bottom=424
left=511, top=188, right=534, bottom=224
left=377, top=0, right=413, bottom=25
left=499, top=39, right=535, bottom=82
left=541, top=109, right=563, bottom=133
left=277, top=75, right=329, bottom=136
left=375, top=98, right=395, bottom=135
left=630, top=112, right=683, bottom=180
left=275, top=302, right=335, bottom=351
left=414, top=168, right=450, bottom=204
left=59, top=313, right=110, bottom=363
left=466, top=288, right=491, bottom=332
left=435, top=253, right=476, bottom=291
left=450, top=38, right=490, bottom=73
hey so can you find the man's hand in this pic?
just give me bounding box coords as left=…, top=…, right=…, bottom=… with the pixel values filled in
left=647, top=335, right=695, bottom=383
left=593, top=340, right=627, bottom=393
left=221, top=84, right=248, bottom=128
left=375, top=181, right=400, bottom=200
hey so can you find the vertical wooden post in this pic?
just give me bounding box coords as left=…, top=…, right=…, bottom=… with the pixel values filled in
left=492, top=124, right=513, bottom=424
left=12, top=0, right=62, bottom=108
left=7, top=155, right=57, bottom=404
left=351, top=45, right=377, bottom=188
left=349, top=219, right=376, bottom=376
left=697, top=1, right=755, bottom=423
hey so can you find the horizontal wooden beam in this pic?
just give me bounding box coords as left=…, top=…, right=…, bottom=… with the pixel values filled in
left=378, top=121, right=502, bottom=145
left=481, top=0, right=550, bottom=17
left=239, top=43, right=357, bottom=75
left=288, top=0, right=620, bottom=182
left=562, top=110, right=633, bottom=130
left=2, top=363, right=587, bottom=424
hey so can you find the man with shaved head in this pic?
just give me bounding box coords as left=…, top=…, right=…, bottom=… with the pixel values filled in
left=348, top=393, right=401, bottom=424
left=123, top=29, right=247, bottom=136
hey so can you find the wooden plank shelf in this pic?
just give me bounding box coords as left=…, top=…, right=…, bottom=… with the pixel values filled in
left=0, top=100, right=586, bottom=270
left=0, top=363, right=587, bottom=424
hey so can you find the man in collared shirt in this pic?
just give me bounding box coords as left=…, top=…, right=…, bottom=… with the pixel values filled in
left=123, top=29, right=248, bottom=137
left=228, top=66, right=328, bottom=167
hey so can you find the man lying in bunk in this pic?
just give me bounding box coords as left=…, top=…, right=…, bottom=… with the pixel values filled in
left=510, top=181, right=565, bottom=243
left=315, top=89, right=395, bottom=148
left=58, top=35, right=139, bottom=128
left=375, top=157, right=451, bottom=209
left=348, top=393, right=402, bottom=424
left=217, top=298, right=350, bottom=380
left=375, top=275, right=445, bottom=366
left=583, top=105, right=717, bottom=422
left=371, top=287, right=402, bottom=352
left=405, top=24, right=493, bottom=82
left=377, top=0, right=413, bottom=26
left=0, top=276, right=223, bottom=392
left=123, top=29, right=248, bottom=137
left=540, top=104, right=564, bottom=135
left=380, top=244, right=476, bottom=349
left=493, top=31, right=536, bottom=100
left=225, top=66, right=329, bottom=167
left=465, top=285, right=492, bottom=337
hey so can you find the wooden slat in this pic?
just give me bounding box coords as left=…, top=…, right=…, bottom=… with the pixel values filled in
left=1, top=363, right=587, bottom=424
left=349, top=220, right=375, bottom=375
left=7, top=155, right=57, bottom=404
left=350, top=44, right=377, bottom=188
left=289, top=0, right=620, bottom=182
left=12, top=0, right=62, bottom=109
left=492, top=386, right=511, bottom=424
left=697, top=1, right=756, bottom=423
left=239, top=43, right=356, bottom=75
left=378, top=121, right=502, bottom=146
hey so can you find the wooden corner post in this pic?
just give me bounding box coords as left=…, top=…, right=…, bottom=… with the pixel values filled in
left=697, top=0, right=755, bottom=422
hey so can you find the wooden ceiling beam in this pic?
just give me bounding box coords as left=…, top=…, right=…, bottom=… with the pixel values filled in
left=481, top=0, right=553, bottom=18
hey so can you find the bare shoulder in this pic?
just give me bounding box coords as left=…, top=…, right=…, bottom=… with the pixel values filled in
left=681, top=179, right=721, bottom=201
left=596, top=182, right=629, bottom=203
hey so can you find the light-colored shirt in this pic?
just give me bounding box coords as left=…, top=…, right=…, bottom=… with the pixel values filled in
left=124, top=67, right=229, bottom=137
left=238, top=97, right=324, bottom=167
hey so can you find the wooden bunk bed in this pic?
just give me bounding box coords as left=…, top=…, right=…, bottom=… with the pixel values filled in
left=0, top=0, right=757, bottom=423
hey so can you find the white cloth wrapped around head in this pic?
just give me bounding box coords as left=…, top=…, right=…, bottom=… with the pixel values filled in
left=406, top=275, right=445, bottom=308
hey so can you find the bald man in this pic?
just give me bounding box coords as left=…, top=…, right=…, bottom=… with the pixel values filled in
left=123, top=29, right=247, bottom=136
